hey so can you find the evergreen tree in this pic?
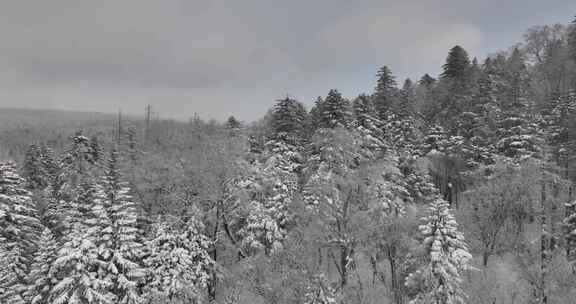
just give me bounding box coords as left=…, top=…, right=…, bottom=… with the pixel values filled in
left=405, top=199, right=471, bottom=304
left=50, top=217, right=114, bottom=304
left=318, top=89, right=350, bottom=129
left=352, top=94, right=378, bottom=130
left=382, top=113, right=420, bottom=156
left=309, top=96, right=324, bottom=131
left=374, top=66, right=398, bottom=118
left=22, top=143, right=60, bottom=192
left=95, top=150, right=145, bottom=304
left=226, top=116, right=242, bottom=136
left=398, top=78, right=417, bottom=117
left=25, top=228, right=58, bottom=304
left=39, top=144, right=60, bottom=188
left=144, top=216, right=214, bottom=303
left=504, top=48, right=531, bottom=111
left=22, top=144, right=46, bottom=190
left=352, top=94, right=386, bottom=153
left=419, top=74, right=436, bottom=89
left=0, top=162, right=42, bottom=303
left=421, top=125, right=457, bottom=155
left=541, top=92, right=576, bottom=163
left=0, top=235, right=26, bottom=304
left=47, top=132, right=102, bottom=237
left=270, top=97, right=308, bottom=145
left=238, top=136, right=300, bottom=255
left=569, top=16, right=576, bottom=63
left=441, top=45, right=471, bottom=81
left=60, top=131, right=102, bottom=189
left=495, top=112, right=542, bottom=159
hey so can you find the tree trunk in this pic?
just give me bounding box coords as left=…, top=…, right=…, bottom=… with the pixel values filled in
left=387, top=245, right=402, bottom=304
left=340, top=245, right=348, bottom=288
left=540, top=177, right=548, bottom=304
left=207, top=202, right=221, bottom=303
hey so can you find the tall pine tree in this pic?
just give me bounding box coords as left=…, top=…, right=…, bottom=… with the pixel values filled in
left=374, top=66, right=398, bottom=119
left=317, top=89, right=351, bottom=129
left=0, top=162, right=42, bottom=303
left=405, top=199, right=471, bottom=304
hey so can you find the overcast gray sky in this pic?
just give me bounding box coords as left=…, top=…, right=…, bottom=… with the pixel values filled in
left=0, top=0, right=574, bottom=121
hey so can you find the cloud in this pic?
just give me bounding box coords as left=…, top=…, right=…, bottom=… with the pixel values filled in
left=314, top=2, right=483, bottom=76
left=4, top=0, right=566, bottom=121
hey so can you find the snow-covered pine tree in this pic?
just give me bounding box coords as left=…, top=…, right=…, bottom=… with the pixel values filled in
left=352, top=94, right=387, bottom=154
left=405, top=199, right=472, bottom=304
left=540, top=93, right=576, bottom=167
left=240, top=197, right=286, bottom=255
left=309, top=96, right=324, bottom=132
left=382, top=113, right=420, bottom=156
left=25, top=228, right=58, bottom=304
left=238, top=139, right=299, bottom=255
left=226, top=116, right=242, bottom=136
left=397, top=78, right=417, bottom=118
left=96, top=149, right=145, bottom=304
left=49, top=219, right=114, bottom=304
left=455, top=111, right=495, bottom=169
left=39, top=144, right=61, bottom=188
left=144, top=215, right=214, bottom=303
left=441, top=46, right=471, bottom=82
left=0, top=162, right=42, bottom=303
left=0, top=235, right=26, bottom=304
left=44, top=132, right=101, bottom=237
left=270, top=96, right=308, bottom=146
left=318, top=89, right=351, bottom=129
left=495, top=112, right=542, bottom=159
left=59, top=131, right=102, bottom=190
left=22, top=144, right=48, bottom=190
left=374, top=65, right=398, bottom=119
left=569, top=15, right=576, bottom=63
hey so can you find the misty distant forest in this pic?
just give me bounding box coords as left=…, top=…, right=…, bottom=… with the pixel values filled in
left=1, top=15, right=576, bottom=304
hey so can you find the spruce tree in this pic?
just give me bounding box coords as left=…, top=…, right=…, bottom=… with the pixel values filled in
left=25, top=228, right=58, bottom=304
left=0, top=235, right=26, bottom=304
left=50, top=214, right=114, bottom=304
left=22, top=144, right=47, bottom=190
left=144, top=216, right=214, bottom=303
left=309, top=96, right=324, bottom=131
left=495, top=112, right=542, bottom=159
left=352, top=94, right=386, bottom=152
left=568, top=16, right=576, bottom=63
left=398, top=78, right=416, bottom=117
left=60, top=131, right=101, bottom=189
left=441, top=45, right=471, bottom=80
left=504, top=48, right=531, bottom=110
left=419, top=74, right=436, bottom=88
left=0, top=162, right=42, bottom=303
left=374, top=66, right=398, bottom=118
left=96, top=150, right=145, bottom=304
left=352, top=94, right=377, bottom=130
left=226, top=116, right=242, bottom=136
left=238, top=135, right=300, bottom=255
left=318, top=89, right=350, bottom=129
left=270, top=97, right=308, bottom=145
left=405, top=199, right=471, bottom=304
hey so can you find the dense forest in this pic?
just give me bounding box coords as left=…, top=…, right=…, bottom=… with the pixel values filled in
left=1, top=16, right=576, bottom=304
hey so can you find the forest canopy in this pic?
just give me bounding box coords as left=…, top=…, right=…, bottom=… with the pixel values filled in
left=1, top=15, right=576, bottom=304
